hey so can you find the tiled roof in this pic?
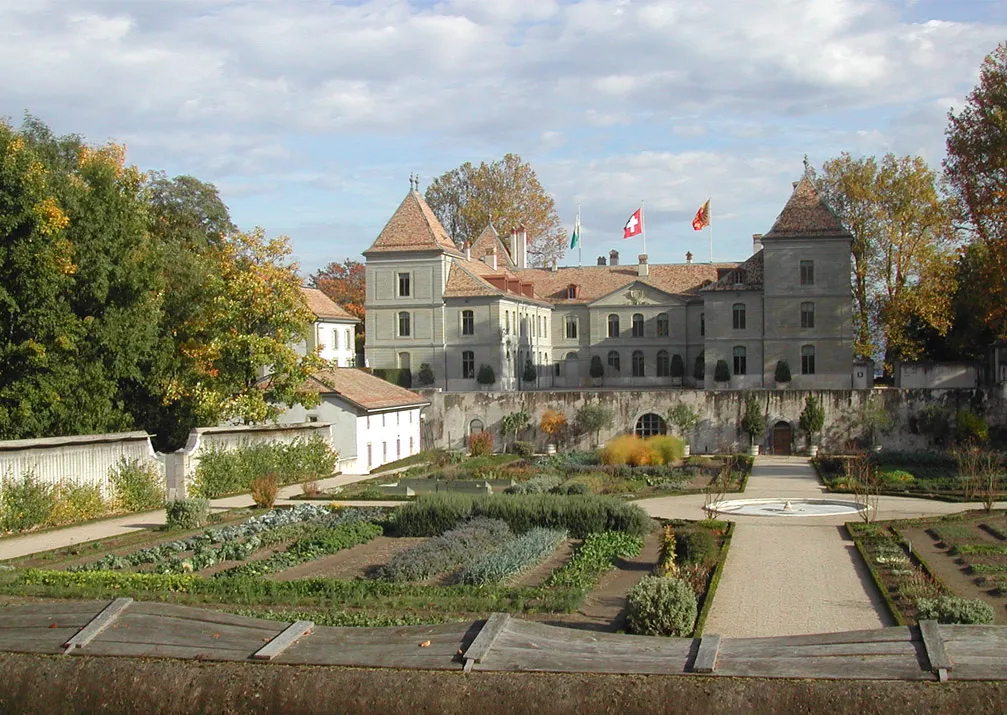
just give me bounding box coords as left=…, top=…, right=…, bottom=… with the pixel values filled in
left=444, top=262, right=499, bottom=298
left=701, top=251, right=764, bottom=292
left=469, top=224, right=516, bottom=269
left=299, top=287, right=359, bottom=322
left=303, top=368, right=429, bottom=411
left=443, top=258, right=552, bottom=307
left=514, top=262, right=738, bottom=304
left=364, top=190, right=462, bottom=256
left=762, top=176, right=853, bottom=240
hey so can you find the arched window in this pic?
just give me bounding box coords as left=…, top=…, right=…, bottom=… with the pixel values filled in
left=656, top=350, right=670, bottom=377
left=566, top=351, right=578, bottom=360
left=398, top=311, right=411, bottom=337
left=632, top=313, right=644, bottom=337
left=635, top=413, right=667, bottom=438
left=801, top=302, right=815, bottom=329
left=732, top=303, right=746, bottom=330
left=632, top=350, right=645, bottom=377
left=608, top=314, right=620, bottom=338
left=733, top=346, right=747, bottom=375
left=607, top=350, right=621, bottom=375
left=462, top=350, right=475, bottom=379
left=801, top=345, right=816, bottom=375
left=469, top=418, right=484, bottom=434
left=656, top=313, right=669, bottom=337
left=462, top=309, right=474, bottom=336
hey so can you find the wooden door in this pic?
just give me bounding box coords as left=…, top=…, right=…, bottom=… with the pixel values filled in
left=772, top=423, right=792, bottom=455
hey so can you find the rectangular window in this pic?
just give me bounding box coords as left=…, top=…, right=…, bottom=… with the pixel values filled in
left=462, top=310, right=474, bottom=336
left=554, top=362, right=561, bottom=376
left=367, top=443, right=372, bottom=469
left=800, top=260, right=814, bottom=286
left=801, top=302, right=815, bottom=329
left=656, top=313, right=669, bottom=337
left=409, top=436, right=414, bottom=454
left=732, top=303, right=746, bottom=330
left=632, top=313, right=644, bottom=337
left=733, top=346, right=747, bottom=375
left=396, top=438, right=401, bottom=458
left=700, top=313, right=705, bottom=336
left=332, top=330, right=339, bottom=350
left=398, top=272, right=411, bottom=296
left=366, top=415, right=371, bottom=429
left=462, top=350, right=475, bottom=379
left=398, top=312, right=411, bottom=337
left=396, top=412, right=400, bottom=425
left=565, top=316, right=578, bottom=339
left=382, top=413, right=386, bottom=427
left=382, top=442, right=387, bottom=462
left=802, top=345, right=816, bottom=375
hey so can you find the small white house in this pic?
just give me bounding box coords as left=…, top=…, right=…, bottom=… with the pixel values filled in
left=276, top=368, right=429, bottom=474
left=300, top=287, right=360, bottom=367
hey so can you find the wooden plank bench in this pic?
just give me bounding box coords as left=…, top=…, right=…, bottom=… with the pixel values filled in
left=463, top=613, right=510, bottom=673
left=62, top=598, right=133, bottom=654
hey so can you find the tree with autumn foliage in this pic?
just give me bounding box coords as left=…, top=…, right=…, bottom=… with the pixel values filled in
left=425, top=154, right=566, bottom=267
left=944, top=43, right=1007, bottom=340
left=817, top=153, right=957, bottom=367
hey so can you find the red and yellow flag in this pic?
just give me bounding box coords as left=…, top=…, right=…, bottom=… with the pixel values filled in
left=692, top=200, right=710, bottom=231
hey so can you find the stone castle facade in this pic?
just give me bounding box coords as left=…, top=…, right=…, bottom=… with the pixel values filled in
left=363, top=174, right=859, bottom=391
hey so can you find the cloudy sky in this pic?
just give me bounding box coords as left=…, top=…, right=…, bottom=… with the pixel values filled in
left=2, top=0, right=1003, bottom=274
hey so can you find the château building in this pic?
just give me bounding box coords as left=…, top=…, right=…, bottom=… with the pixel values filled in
left=363, top=174, right=857, bottom=390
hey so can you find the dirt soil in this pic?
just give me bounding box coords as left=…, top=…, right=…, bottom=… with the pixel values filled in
left=267, top=536, right=427, bottom=581
left=900, top=521, right=1007, bottom=624
left=3, top=652, right=1004, bottom=715
left=510, top=539, right=577, bottom=588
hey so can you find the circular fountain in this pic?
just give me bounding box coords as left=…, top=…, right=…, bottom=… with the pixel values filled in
left=708, top=497, right=867, bottom=517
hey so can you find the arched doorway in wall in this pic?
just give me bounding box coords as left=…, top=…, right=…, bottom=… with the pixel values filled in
left=772, top=421, right=793, bottom=455
left=634, top=413, right=667, bottom=438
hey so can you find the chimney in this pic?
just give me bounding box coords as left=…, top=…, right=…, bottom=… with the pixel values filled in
left=464, top=241, right=471, bottom=262
left=609, top=249, right=619, bottom=266
left=550, top=259, right=558, bottom=273
left=685, top=251, right=693, bottom=264
left=752, top=233, right=764, bottom=254
left=597, top=256, right=607, bottom=266
left=511, top=227, right=527, bottom=270
left=637, top=254, right=649, bottom=277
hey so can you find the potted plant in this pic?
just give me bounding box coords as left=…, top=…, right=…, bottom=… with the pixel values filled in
left=574, top=403, right=613, bottom=448
left=799, top=394, right=825, bottom=456
left=741, top=394, right=766, bottom=456
left=714, top=360, right=730, bottom=389
left=667, top=403, right=700, bottom=457
left=589, top=355, right=604, bottom=387
left=670, top=354, right=685, bottom=387
left=774, top=360, right=791, bottom=389
left=539, top=409, right=567, bottom=454
left=693, top=351, right=705, bottom=388
left=476, top=364, right=496, bottom=391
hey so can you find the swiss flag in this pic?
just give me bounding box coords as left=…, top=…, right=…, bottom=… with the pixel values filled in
left=623, top=208, right=642, bottom=239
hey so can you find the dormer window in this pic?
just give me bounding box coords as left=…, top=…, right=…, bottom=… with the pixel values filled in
left=734, top=270, right=745, bottom=286
left=566, top=284, right=579, bottom=299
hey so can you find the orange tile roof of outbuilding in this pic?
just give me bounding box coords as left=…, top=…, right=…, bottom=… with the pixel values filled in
left=302, top=368, right=429, bottom=411
left=299, top=287, right=359, bottom=321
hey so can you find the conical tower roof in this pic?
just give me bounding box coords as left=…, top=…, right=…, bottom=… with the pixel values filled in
left=363, top=190, right=462, bottom=256
left=762, top=175, right=852, bottom=240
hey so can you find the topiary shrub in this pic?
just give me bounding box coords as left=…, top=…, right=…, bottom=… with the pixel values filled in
left=589, top=355, right=605, bottom=379
left=417, top=363, right=435, bottom=386
left=675, top=528, right=716, bottom=566
left=714, top=359, right=730, bottom=383
left=915, top=595, right=995, bottom=624
left=774, top=359, right=792, bottom=383
left=670, top=353, right=685, bottom=379
left=626, top=576, right=698, bottom=636
left=694, top=351, right=705, bottom=382
left=165, top=498, right=211, bottom=530
left=476, top=364, right=496, bottom=386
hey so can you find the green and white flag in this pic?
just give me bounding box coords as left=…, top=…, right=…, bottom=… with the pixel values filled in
left=570, top=209, right=581, bottom=249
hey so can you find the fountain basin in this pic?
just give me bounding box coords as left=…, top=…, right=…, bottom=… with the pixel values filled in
left=709, top=497, right=867, bottom=517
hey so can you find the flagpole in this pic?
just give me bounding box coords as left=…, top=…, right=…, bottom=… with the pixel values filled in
left=708, top=198, right=713, bottom=264
left=641, top=200, right=646, bottom=255
left=577, top=203, right=582, bottom=267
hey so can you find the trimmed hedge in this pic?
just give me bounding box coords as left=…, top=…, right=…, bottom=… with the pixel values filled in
left=457, top=528, right=567, bottom=585
left=626, top=576, right=698, bottom=637
left=394, top=493, right=652, bottom=538
left=379, top=518, right=512, bottom=582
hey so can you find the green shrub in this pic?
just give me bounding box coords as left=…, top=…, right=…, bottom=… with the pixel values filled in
left=774, top=360, right=792, bottom=383
left=626, top=576, right=698, bottom=637
left=505, top=476, right=562, bottom=494
left=546, top=531, right=643, bottom=590
left=714, top=360, right=730, bottom=383
left=675, top=529, right=716, bottom=566
left=468, top=431, right=494, bottom=457
left=373, top=368, right=412, bottom=388
left=192, top=437, right=336, bottom=498
left=646, top=435, right=685, bottom=465
left=109, top=457, right=164, bottom=512
left=394, top=493, right=652, bottom=538
left=955, top=409, right=988, bottom=445
left=49, top=482, right=107, bottom=526
left=417, top=363, right=435, bottom=386
left=915, top=595, right=995, bottom=624
left=165, top=498, right=211, bottom=530
left=457, top=528, right=567, bottom=585
left=510, top=441, right=536, bottom=457
left=0, top=471, right=56, bottom=532
left=880, top=469, right=915, bottom=485
left=476, top=364, right=496, bottom=385
left=379, top=518, right=512, bottom=582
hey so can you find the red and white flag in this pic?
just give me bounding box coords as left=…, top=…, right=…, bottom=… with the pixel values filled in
left=692, top=199, right=710, bottom=231
left=623, top=208, right=643, bottom=239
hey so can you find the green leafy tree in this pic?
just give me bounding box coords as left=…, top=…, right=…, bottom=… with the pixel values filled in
left=309, top=258, right=365, bottom=324
left=740, top=395, right=766, bottom=448
left=575, top=403, right=613, bottom=447
left=800, top=395, right=826, bottom=448
left=667, top=404, right=700, bottom=438
left=944, top=43, right=1007, bottom=339
left=818, top=152, right=957, bottom=366
left=424, top=154, right=566, bottom=266
left=500, top=409, right=531, bottom=451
